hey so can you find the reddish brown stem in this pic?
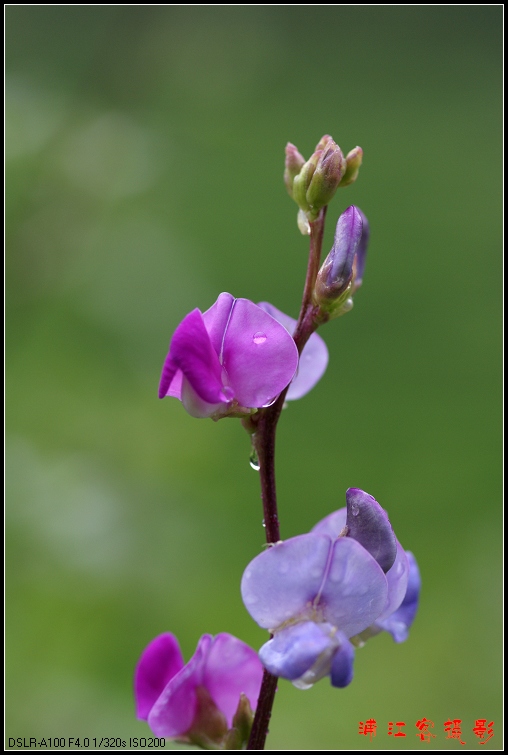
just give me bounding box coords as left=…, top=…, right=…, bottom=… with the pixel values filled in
left=246, top=208, right=328, bottom=750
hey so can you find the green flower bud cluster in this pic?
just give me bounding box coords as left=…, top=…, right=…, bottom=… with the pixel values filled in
left=284, top=136, right=363, bottom=231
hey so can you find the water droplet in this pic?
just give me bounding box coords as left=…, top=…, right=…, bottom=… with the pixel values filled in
left=249, top=447, right=260, bottom=471
left=253, top=331, right=267, bottom=345
left=351, top=503, right=359, bottom=516
left=222, top=385, right=234, bottom=401
left=262, top=519, right=266, bottom=528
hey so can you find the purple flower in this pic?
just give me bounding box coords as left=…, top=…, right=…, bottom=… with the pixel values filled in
left=241, top=488, right=419, bottom=689
left=159, top=292, right=328, bottom=418
left=135, top=632, right=263, bottom=743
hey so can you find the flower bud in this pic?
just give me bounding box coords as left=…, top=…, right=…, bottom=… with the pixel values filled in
left=314, top=206, right=363, bottom=313
left=292, top=150, right=321, bottom=213
left=339, top=146, right=363, bottom=188
left=284, top=143, right=306, bottom=198
left=305, top=139, right=347, bottom=219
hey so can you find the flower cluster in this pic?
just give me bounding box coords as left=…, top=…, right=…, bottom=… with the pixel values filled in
left=135, top=632, right=263, bottom=747
left=241, top=488, right=420, bottom=689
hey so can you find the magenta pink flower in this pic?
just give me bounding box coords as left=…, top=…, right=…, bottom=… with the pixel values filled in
left=135, top=632, right=263, bottom=741
left=159, top=292, right=328, bottom=418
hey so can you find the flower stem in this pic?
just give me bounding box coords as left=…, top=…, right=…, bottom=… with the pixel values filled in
left=246, top=208, right=328, bottom=750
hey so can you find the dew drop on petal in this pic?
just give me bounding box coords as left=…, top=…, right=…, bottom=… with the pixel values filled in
left=222, top=385, right=234, bottom=401
left=253, top=331, right=267, bottom=345
left=351, top=503, right=359, bottom=516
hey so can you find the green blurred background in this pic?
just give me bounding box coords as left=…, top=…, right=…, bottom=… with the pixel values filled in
left=6, top=6, right=502, bottom=750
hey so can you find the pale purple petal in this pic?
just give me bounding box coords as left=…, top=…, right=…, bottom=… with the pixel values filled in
left=221, top=299, right=298, bottom=407
left=320, top=537, right=388, bottom=637
left=204, top=633, right=263, bottom=726
left=345, top=488, right=397, bottom=573
left=330, top=633, right=355, bottom=688
left=180, top=376, right=228, bottom=419
left=259, top=622, right=332, bottom=680
left=376, top=542, right=409, bottom=621
left=134, top=633, right=184, bottom=720
left=159, top=310, right=228, bottom=403
left=257, top=302, right=328, bottom=401
left=201, top=292, right=236, bottom=355
left=311, top=507, right=347, bottom=537
left=241, top=534, right=332, bottom=630
left=148, top=634, right=212, bottom=738
left=165, top=370, right=183, bottom=400
left=377, top=551, right=421, bottom=642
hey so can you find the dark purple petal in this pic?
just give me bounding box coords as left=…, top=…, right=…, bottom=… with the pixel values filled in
left=203, top=633, right=263, bottom=727
left=310, top=507, right=347, bottom=538
left=147, top=634, right=212, bottom=738
left=220, top=298, right=298, bottom=408
left=330, top=633, right=355, bottom=688
left=376, top=542, right=409, bottom=621
left=134, top=633, right=184, bottom=720
left=257, top=302, right=328, bottom=400
left=320, top=537, right=388, bottom=637
left=258, top=622, right=332, bottom=680
left=377, top=551, right=421, bottom=643
left=241, top=533, right=332, bottom=630
left=345, top=488, right=397, bottom=573
left=354, top=209, right=370, bottom=288
left=159, top=309, right=227, bottom=404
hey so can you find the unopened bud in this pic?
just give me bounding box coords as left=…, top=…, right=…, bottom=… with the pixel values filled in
left=284, top=142, right=306, bottom=198
left=339, top=146, right=363, bottom=187
left=305, top=140, right=347, bottom=219
left=223, top=693, right=255, bottom=750
left=352, top=207, right=370, bottom=291
left=314, top=206, right=363, bottom=314
left=292, top=150, right=321, bottom=213
left=314, top=134, right=334, bottom=152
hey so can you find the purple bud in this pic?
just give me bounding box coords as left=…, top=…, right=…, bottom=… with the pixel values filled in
left=352, top=208, right=370, bottom=290
left=284, top=142, right=306, bottom=198
left=314, top=134, right=333, bottom=152
left=339, top=146, right=363, bottom=187
left=314, top=206, right=363, bottom=306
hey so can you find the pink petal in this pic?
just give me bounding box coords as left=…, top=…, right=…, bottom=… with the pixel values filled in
left=159, top=309, right=228, bottom=404
left=147, top=634, right=212, bottom=738
left=257, top=302, right=328, bottom=400
left=204, top=634, right=264, bottom=726
left=221, top=298, right=298, bottom=408
left=134, top=633, right=184, bottom=720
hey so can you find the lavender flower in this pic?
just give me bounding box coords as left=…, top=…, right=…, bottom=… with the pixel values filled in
left=135, top=632, right=263, bottom=745
left=159, top=292, right=328, bottom=418
left=241, top=488, right=419, bottom=689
